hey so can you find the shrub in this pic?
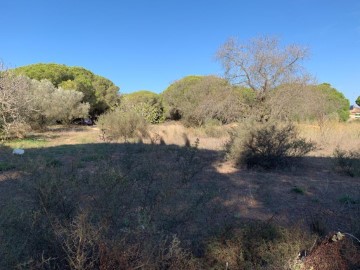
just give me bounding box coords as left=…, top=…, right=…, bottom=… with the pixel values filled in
left=120, top=91, right=165, bottom=124
left=97, top=109, right=148, bottom=142
left=205, top=222, right=315, bottom=270
left=226, top=122, right=316, bottom=169
left=333, top=148, right=360, bottom=177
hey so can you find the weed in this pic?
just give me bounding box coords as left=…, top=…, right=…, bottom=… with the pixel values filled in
left=0, top=161, right=15, bottom=171
left=338, top=195, right=358, bottom=205
left=333, top=147, right=360, bottom=177
left=292, top=186, right=305, bottom=195
left=45, top=158, right=63, bottom=168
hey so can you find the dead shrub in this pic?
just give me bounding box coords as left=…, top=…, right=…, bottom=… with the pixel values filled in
left=303, top=233, right=360, bottom=270
left=333, top=147, right=360, bottom=177
left=205, top=221, right=315, bottom=270
left=226, top=122, right=316, bottom=169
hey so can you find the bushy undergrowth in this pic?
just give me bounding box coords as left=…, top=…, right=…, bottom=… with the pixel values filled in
left=97, top=109, right=148, bottom=142
left=205, top=222, right=315, bottom=270
left=333, top=148, right=360, bottom=177
left=0, top=143, right=206, bottom=269
left=0, top=142, right=320, bottom=269
left=226, top=122, right=316, bottom=169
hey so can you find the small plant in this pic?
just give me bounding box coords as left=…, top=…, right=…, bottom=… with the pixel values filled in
left=338, top=195, right=358, bottom=205
left=226, top=122, right=316, bottom=169
left=0, top=161, right=15, bottom=171
left=292, top=186, right=305, bottom=195
left=333, top=147, right=360, bottom=177
left=45, top=158, right=63, bottom=168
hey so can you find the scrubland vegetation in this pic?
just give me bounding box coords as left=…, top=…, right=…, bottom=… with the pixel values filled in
left=0, top=36, right=359, bottom=269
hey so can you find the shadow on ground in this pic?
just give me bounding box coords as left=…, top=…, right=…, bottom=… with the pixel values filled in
left=0, top=142, right=359, bottom=268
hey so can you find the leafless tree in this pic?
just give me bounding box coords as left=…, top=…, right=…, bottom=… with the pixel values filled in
left=217, top=36, right=309, bottom=100
left=0, top=68, right=34, bottom=138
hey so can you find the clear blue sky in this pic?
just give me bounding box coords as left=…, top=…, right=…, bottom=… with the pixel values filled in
left=1, top=0, right=360, bottom=103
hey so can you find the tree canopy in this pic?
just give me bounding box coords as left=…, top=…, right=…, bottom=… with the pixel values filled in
left=0, top=71, right=89, bottom=138
left=13, top=63, right=120, bottom=116
left=356, top=96, right=360, bottom=107
left=267, top=82, right=349, bottom=123
left=162, top=75, right=256, bottom=126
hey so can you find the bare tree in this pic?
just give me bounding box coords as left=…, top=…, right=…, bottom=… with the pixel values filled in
left=0, top=69, right=35, bottom=138
left=217, top=36, right=309, bottom=101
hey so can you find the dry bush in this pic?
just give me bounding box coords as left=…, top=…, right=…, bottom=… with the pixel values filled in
left=303, top=233, right=360, bottom=270
left=333, top=147, right=360, bottom=177
left=0, top=71, right=33, bottom=139
left=0, top=143, right=208, bottom=269
left=226, top=122, right=316, bottom=169
left=99, top=234, right=199, bottom=270
left=97, top=109, right=148, bottom=142
left=205, top=222, right=315, bottom=270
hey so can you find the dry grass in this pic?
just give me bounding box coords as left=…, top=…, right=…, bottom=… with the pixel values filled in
left=0, top=121, right=359, bottom=269
left=148, top=122, right=230, bottom=150
left=297, top=120, right=360, bottom=156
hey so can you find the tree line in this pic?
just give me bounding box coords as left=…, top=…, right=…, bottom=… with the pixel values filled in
left=0, top=36, right=352, bottom=139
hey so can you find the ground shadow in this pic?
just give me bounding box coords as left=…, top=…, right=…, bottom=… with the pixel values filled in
left=0, top=142, right=359, bottom=267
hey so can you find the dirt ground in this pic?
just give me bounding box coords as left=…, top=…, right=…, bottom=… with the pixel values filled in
left=2, top=123, right=359, bottom=233
left=1, top=123, right=359, bottom=269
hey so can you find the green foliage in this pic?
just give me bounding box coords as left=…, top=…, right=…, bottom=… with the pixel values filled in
left=291, top=186, right=305, bottom=195
left=315, top=83, right=350, bottom=122
left=162, top=75, right=203, bottom=120
left=28, top=79, right=89, bottom=128
left=0, top=72, right=90, bottom=137
left=13, top=63, right=120, bottom=116
left=97, top=109, right=148, bottom=142
left=338, top=195, right=358, bottom=205
left=333, top=147, right=360, bottom=177
left=121, top=91, right=165, bottom=123
left=266, top=83, right=350, bottom=123
left=162, top=75, right=255, bottom=126
left=226, top=122, right=316, bottom=169
left=0, top=161, right=15, bottom=171
left=356, top=96, right=360, bottom=107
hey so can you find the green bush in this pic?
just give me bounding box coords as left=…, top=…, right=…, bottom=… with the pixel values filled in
left=162, top=75, right=255, bottom=126
left=97, top=109, right=148, bottom=142
left=333, top=148, right=360, bottom=177
left=121, top=91, right=164, bottom=124
left=226, top=122, right=316, bottom=169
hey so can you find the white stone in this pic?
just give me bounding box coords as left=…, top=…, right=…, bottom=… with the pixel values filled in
left=12, top=148, right=25, bottom=155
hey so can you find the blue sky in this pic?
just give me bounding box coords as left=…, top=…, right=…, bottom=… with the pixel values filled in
left=1, top=0, right=360, bottom=103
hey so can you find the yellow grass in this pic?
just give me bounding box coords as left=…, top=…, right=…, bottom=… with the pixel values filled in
left=297, top=120, right=360, bottom=156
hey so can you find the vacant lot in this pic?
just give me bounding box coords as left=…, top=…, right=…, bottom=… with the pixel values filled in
left=0, top=122, right=359, bottom=269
